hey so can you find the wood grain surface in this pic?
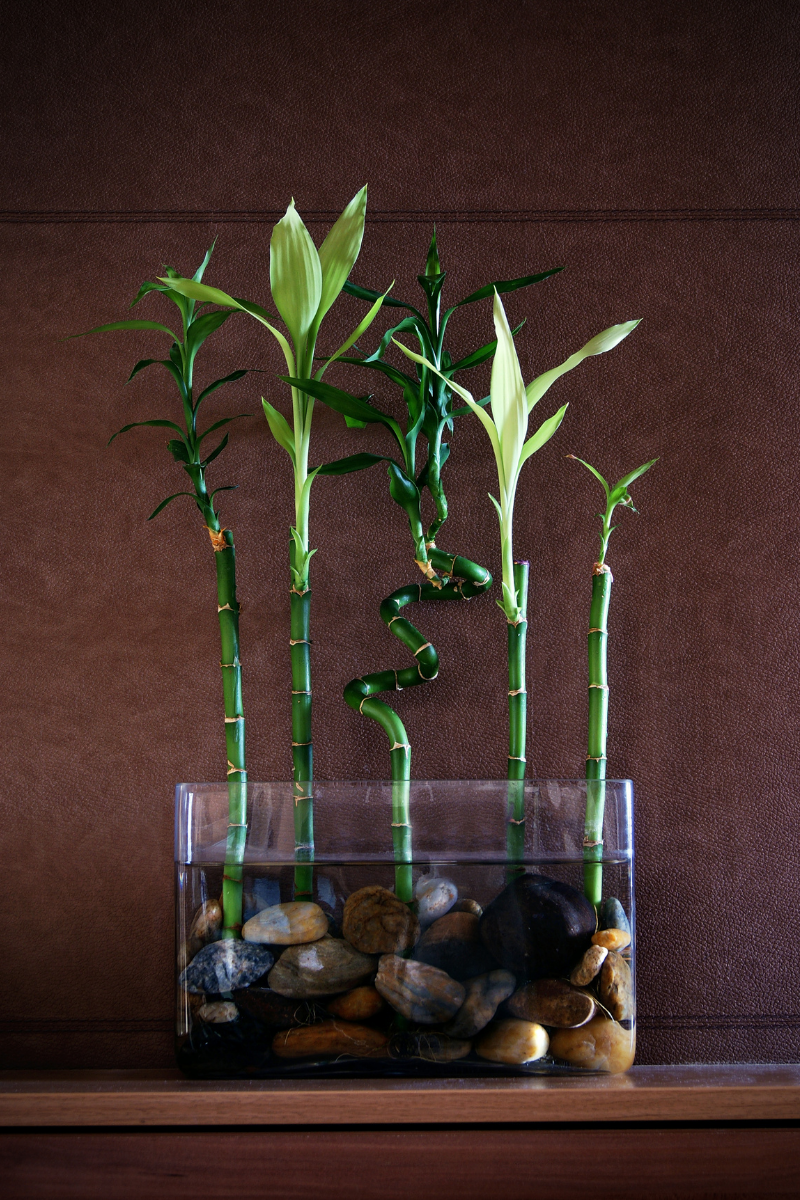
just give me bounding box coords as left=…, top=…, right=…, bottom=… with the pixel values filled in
left=2, top=1066, right=799, bottom=1126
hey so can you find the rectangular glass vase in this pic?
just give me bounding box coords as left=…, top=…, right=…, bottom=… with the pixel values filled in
left=176, top=779, right=635, bottom=1078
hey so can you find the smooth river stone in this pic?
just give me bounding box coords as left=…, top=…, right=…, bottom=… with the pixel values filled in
left=592, top=928, right=631, bottom=952
left=601, top=897, right=631, bottom=936
left=475, top=1019, right=549, bottom=1065
left=479, top=874, right=596, bottom=980
left=550, top=1017, right=635, bottom=1073
left=272, top=1020, right=389, bottom=1059
left=242, top=901, right=329, bottom=946
left=452, top=898, right=483, bottom=918
left=398, top=1032, right=472, bottom=1062
left=268, top=936, right=377, bottom=998
left=375, top=955, right=465, bottom=1023
left=598, top=951, right=634, bottom=1021
left=444, top=970, right=516, bottom=1038
left=413, top=912, right=498, bottom=981
left=570, top=944, right=608, bottom=987
left=233, top=987, right=326, bottom=1029
left=197, top=1000, right=238, bottom=1024
left=506, top=979, right=596, bottom=1028
left=327, top=985, right=384, bottom=1021
left=415, top=875, right=458, bottom=925
left=343, top=885, right=420, bottom=955
left=179, top=940, right=274, bottom=994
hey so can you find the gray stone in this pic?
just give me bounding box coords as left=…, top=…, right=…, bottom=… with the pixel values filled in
left=397, top=1032, right=473, bottom=1062
left=601, top=897, right=631, bottom=936
left=415, top=874, right=458, bottom=925
left=444, top=970, right=517, bottom=1038
left=268, top=935, right=377, bottom=998
left=375, top=954, right=465, bottom=1023
left=179, top=940, right=274, bottom=995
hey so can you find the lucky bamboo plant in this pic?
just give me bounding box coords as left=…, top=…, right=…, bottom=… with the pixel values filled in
left=568, top=454, right=657, bottom=907
left=289, top=233, right=560, bottom=899
left=71, top=245, right=250, bottom=938
left=161, top=190, right=386, bottom=898
left=397, top=292, right=640, bottom=862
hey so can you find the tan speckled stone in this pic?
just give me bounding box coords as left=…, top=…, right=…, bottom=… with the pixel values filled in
left=550, top=1017, right=635, bottom=1073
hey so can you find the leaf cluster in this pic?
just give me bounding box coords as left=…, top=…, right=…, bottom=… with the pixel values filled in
left=567, top=455, right=658, bottom=563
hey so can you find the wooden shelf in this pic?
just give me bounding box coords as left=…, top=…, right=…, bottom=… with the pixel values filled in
left=2, top=1065, right=799, bottom=1126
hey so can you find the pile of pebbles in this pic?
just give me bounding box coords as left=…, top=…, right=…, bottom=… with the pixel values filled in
left=177, top=874, right=634, bottom=1074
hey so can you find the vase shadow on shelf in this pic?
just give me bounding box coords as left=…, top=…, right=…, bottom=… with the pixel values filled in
left=175, top=779, right=635, bottom=1078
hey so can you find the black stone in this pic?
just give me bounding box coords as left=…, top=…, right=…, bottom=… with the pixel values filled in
left=478, top=874, right=596, bottom=980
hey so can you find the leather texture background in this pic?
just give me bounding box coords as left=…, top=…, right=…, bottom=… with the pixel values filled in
left=2, top=0, right=799, bottom=1068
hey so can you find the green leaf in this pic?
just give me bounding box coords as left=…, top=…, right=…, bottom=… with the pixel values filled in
left=614, top=457, right=658, bottom=491
left=196, top=369, right=248, bottom=407
left=130, top=281, right=171, bottom=308
left=66, top=319, right=179, bottom=342
left=417, top=271, right=447, bottom=308
left=281, top=377, right=405, bottom=453
left=159, top=277, right=239, bottom=309
left=167, top=439, right=190, bottom=463
left=581, top=319, right=641, bottom=357
left=342, top=279, right=422, bottom=316
left=567, top=455, right=610, bottom=498
left=147, top=492, right=196, bottom=520
left=261, top=397, right=296, bottom=463
left=416, top=441, right=450, bottom=489
left=185, top=309, right=231, bottom=369
left=448, top=321, right=526, bottom=373
left=193, top=241, right=217, bottom=282
left=387, top=461, right=421, bottom=515
left=317, top=452, right=396, bottom=476
left=317, top=284, right=392, bottom=379
left=344, top=415, right=368, bottom=429
left=334, top=354, right=416, bottom=391
left=209, top=484, right=238, bottom=500
left=197, top=414, right=251, bottom=443
left=525, top=319, right=641, bottom=413
left=315, top=186, right=367, bottom=325
left=452, top=267, right=563, bottom=310
left=107, top=418, right=184, bottom=446
left=424, top=227, right=441, bottom=277
left=516, top=403, right=569, bottom=473
left=450, top=393, right=490, bottom=417
left=270, top=199, right=322, bottom=351
left=201, top=433, right=229, bottom=467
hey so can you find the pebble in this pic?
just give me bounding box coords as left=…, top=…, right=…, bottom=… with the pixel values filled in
left=549, top=1016, right=635, bottom=1073
left=197, top=1000, right=238, bottom=1024
left=598, top=951, right=634, bottom=1021
left=592, top=928, right=631, bottom=952
left=272, top=1020, right=389, bottom=1059
left=443, top=970, right=516, bottom=1038
left=506, top=979, right=596, bottom=1029
left=452, top=898, right=483, bottom=918
left=601, top=897, right=631, bottom=936
left=268, top=935, right=377, bottom=998
left=242, top=901, right=329, bottom=946
left=180, top=939, right=274, bottom=994
left=570, top=944, right=608, bottom=986
left=327, top=985, right=384, bottom=1022
left=342, top=885, right=420, bottom=955
left=375, top=954, right=465, bottom=1023
left=190, top=899, right=223, bottom=942
left=475, top=1019, right=549, bottom=1065
left=413, top=912, right=497, bottom=981
left=415, top=875, right=458, bottom=925
left=397, top=1032, right=472, bottom=1062
left=479, top=874, right=596, bottom=980
left=233, top=987, right=325, bottom=1029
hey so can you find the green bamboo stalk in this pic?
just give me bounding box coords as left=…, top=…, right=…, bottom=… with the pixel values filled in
left=569, top=454, right=657, bottom=906
left=344, top=550, right=492, bottom=901
left=506, top=561, right=529, bottom=867
left=71, top=246, right=251, bottom=937
left=289, top=540, right=314, bottom=900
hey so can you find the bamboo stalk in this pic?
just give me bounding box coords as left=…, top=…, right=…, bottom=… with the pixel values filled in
left=344, top=549, right=492, bottom=901
left=289, top=540, right=314, bottom=900
left=583, top=562, right=611, bottom=907
left=506, top=561, right=529, bottom=868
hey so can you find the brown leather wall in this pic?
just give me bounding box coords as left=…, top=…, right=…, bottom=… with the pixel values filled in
left=3, top=0, right=799, bottom=1068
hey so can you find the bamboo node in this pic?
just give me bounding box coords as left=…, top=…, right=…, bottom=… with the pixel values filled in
left=593, top=562, right=613, bottom=579
left=508, top=818, right=526, bottom=826
left=586, top=755, right=607, bottom=762
left=293, top=795, right=312, bottom=805
left=508, top=755, right=526, bottom=762
left=507, top=616, right=528, bottom=628
left=425, top=540, right=437, bottom=550
left=226, top=763, right=246, bottom=776
left=292, top=689, right=312, bottom=695
left=227, top=822, right=248, bottom=829
left=508, top=688, right=526, bottom=696
left=220, top=660, right=240, bottom=668
left=388, top=615, right=402, bottom=626
left=218, top=602, right=240, bottom=614
left=589, top=683, right=609, bottom=690
left=224, top=716, right=244, bottom=723
left=289, top=638, right=311, bottom=645
left=390, top=741, right=410, bottom=754
left=290, top=584, right=310, bottom=596
left=391, top=822, right=411, bottom=828
left=583, top=836, right=604, bottom=848
left=413, top=642, right=433, bottom=657
left=418, top=664, right=438, bottom=680
left=394, top=671, right=403, bottom=692
left=588, top=628, right=606, bottom=635
left=292, top=741, right=311, bottom=747
left=206, top=526, right=230, bottom=551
